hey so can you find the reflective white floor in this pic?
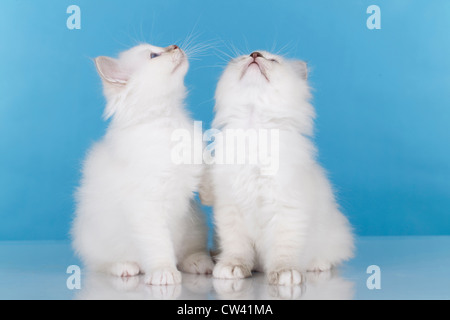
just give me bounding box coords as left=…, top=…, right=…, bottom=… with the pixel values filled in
left=0, top=237, right=449, bottom=300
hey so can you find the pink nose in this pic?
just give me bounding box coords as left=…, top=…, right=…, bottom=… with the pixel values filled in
left=250, top=52, right=263, bottom=59
left=166, top=45, right=179, bottom=52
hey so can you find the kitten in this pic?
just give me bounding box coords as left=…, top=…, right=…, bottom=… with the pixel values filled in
left=203, top=51, right=354, bottom=286
left=71, top=44, right=213, bottom=286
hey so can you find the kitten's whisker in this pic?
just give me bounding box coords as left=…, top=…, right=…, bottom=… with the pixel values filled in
left=226, top=41, right=241, bottom=58
left=193, top=64, right=227, bottom=71
left=214, top=39, right=237, bottom=60
left=111, top=35, right=133, bottom=50
left=181, top=20, right=203, bottom=54
left=148, top=13, right=157, bottom=44
left=270, top=39, right=278, bottom=54
left=139, top=19, right=146, bottom=44
left=275, top=40, right=298, bottom=57
left=181, top=33, right=202, bottom=56
left=213, top=51, right=235, bottom=63
left=183, top=39, right=220, bottom=60
left=214, top=43, right=237, bottom=60
left=242, top=35, right=251, bottom=55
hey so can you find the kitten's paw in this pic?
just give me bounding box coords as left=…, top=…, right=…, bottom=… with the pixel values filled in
left=307, top=261, right=333, bottom=272
left=144, top=268, right=182, bottom=286
left=213, top=262, right=252, bottom=280
left=268, top=269, right=303, bottom=286
left=179, top=253, right=215, bottom=275
left=109, top=262, right=140, bottom=277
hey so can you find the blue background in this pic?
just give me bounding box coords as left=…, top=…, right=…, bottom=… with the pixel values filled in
left=0, top=0, right=449, bottom=240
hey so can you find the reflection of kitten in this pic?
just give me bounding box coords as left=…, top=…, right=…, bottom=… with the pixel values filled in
left=75, top=273, right=215, bottom=300
left=212, top=272, right=354, bottom=300
left=74, top=273, right=183, bottom=300
left=72, top=44, right=213, bottom=286
left=204, top=51, right=354, bottom=286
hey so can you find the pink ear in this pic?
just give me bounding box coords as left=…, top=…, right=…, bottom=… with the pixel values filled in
left=95, top=56, right=129, bottom=85
left=291, top=60, right=308, bottom=80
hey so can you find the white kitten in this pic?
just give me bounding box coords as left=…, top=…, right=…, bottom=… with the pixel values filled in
left=71, top=44, right=213, bottom=286
left=204, top=51, right=354, bottom=286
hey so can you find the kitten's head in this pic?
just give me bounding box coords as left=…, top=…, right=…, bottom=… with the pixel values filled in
left=214, top=51, right=314, bottom=134
left=95, top=44, right=188, bottom=119
left=216, top=50, right=310, bottom=103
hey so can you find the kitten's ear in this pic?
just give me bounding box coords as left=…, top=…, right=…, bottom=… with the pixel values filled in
left=95, top=56, right=128, bottom=85
left=291, top=60, right=308, bottom=80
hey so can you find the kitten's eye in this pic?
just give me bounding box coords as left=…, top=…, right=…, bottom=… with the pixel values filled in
left=150, top=52, right=161, bottom=59
left=269, top=59, right=279, bottom=63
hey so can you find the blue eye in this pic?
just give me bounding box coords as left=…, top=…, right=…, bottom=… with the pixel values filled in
left=150, top=52, right=161, bottom=59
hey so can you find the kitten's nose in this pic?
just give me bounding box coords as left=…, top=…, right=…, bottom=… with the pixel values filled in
left=250, top=52, right=263, bottom=59
left=166, top=45, right=179, bottom=52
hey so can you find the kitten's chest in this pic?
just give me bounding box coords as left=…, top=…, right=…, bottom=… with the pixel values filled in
left=109, top=120, right=192, bottom=165
left=228, top=103, right=284, bottom=131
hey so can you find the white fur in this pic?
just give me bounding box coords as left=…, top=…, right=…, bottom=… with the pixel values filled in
left=205, top=51, right=354, bottom=286
left=71, top=44, right=213, bottom=286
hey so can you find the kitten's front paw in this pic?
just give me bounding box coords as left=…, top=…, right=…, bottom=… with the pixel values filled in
left=179, top=253, right=214, bottom=275
left=144, top=268, right=182, bottom=286
left=213, top=262, right=252, bottom=280
left=268, top=269, right=303, bottom=286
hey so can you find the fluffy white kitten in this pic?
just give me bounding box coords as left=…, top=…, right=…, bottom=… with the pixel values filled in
left=203, top=51, right=354, bottom=286
left=72, top=44, right=213, bottom=285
